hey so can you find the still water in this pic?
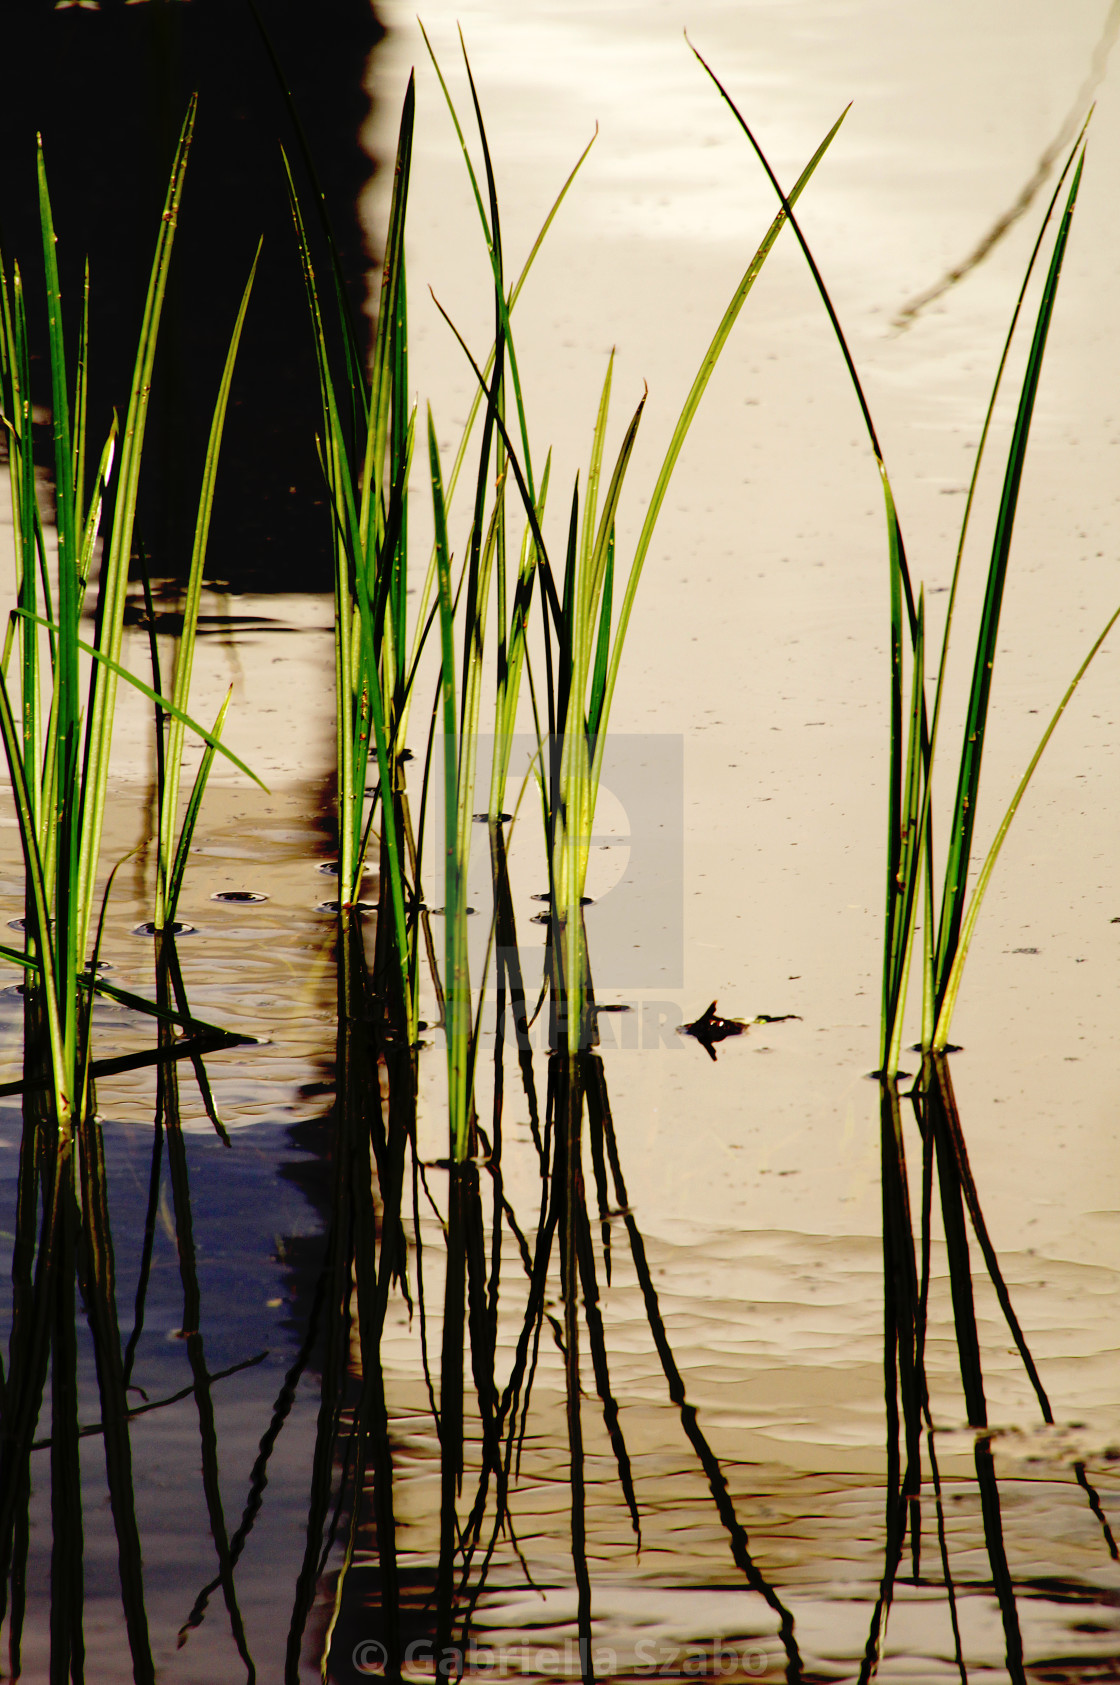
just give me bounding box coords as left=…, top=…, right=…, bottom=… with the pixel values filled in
left=2, top=0, right=1120, bottom=1679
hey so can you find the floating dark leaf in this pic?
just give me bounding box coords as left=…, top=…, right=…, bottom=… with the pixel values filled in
left=681, top=1001, right=801, bottom=1061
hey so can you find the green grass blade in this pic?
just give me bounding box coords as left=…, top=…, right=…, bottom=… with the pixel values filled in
left=34, top=150, right=88, bottom=1069
left=883, top=594, right=926, bottom=1075
left=165, top=690, right=234, bottom=929
left=78, top=421, right=117, bottom=601
left=428, top=411, right=470, bottom=1159
left=933, top=151, right=1086, bottom=1005
left=0, top=666, right=66, bottom=1111
left=926, top=121, right=1091, bottom=780
left=78, top=851, right=135, bottom=1117
left=402, top=125, right=595, bottom=720
left=76, top=96, right=197, bottom=964
left=428, top=292, right=565, bottom=640
left=420, top=27, right=538, bottom=502
left=427, top=123, right=594, bottom=527
left=0, top=943, right=42, bottom=975
left=37, top=138, right=78, bottom=923
left=6, top=265, right=43, bottom=829
left=581, top=353, right=614, bottom=565
left=587, top=530, right=614, bottom=741
left=880, top=472, right=909, bottom=1058
left=933, top=597, right=1120, bottom=1050
left=458, top=330, right=506, bottom=746
left=37, top=140, right=76, bottom=590
left=136, top=545, right=167, bottom=836
left=583, top=389, right=644, bottom=653
left=459, top=483, right=504, bottom=804
left=158, top=243, right=261, bottom=925
left=456, top=32, right=540, bottom=511
left=283, top=148, right=381, bottom=901
left=363, top=73, right=414, bottom=702
left=490, top=453, right=551, bottom=817
left=557, top=390, right=646, bottom=932
left=387, top=135, right=414, bottom=705
left=72, top=258, right=89, bottom=522
left=16, top=609, right=265, bottom=788
left=311, top=383, right=413, bottom=989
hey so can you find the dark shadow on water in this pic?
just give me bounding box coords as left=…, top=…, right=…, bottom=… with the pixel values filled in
left=0, top=0, right=384, bottom=592
left=0, top=921, right=346, bottom=1679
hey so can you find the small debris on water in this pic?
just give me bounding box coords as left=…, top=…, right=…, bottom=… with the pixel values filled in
left=680, top=1001, right=801, bottom=1062
left=211, top=891, right=269, bottom=903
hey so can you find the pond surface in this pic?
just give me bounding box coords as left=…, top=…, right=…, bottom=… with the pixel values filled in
left=3, top=1, right=1120, bottom=1680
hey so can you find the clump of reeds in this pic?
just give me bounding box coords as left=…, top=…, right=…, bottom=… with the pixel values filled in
left=693, top=50, right=1116, bottom=1076
left=0, top=110, right=264, bottom=1679
left=683, top=61, right=1120, bottom=1681
left=279, top=32, right=854, bottom=1674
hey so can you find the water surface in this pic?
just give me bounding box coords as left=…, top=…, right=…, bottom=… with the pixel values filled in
left=2, top=2, right=1120, bottom=1678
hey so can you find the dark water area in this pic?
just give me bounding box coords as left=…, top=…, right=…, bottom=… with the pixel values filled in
left=0, top=1100, right=334, bottom=1678
left=0, top=0, right=383, bottom=592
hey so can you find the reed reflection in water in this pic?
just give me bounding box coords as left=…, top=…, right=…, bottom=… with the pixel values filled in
left=0, top=870, right=1118, bottom=1681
